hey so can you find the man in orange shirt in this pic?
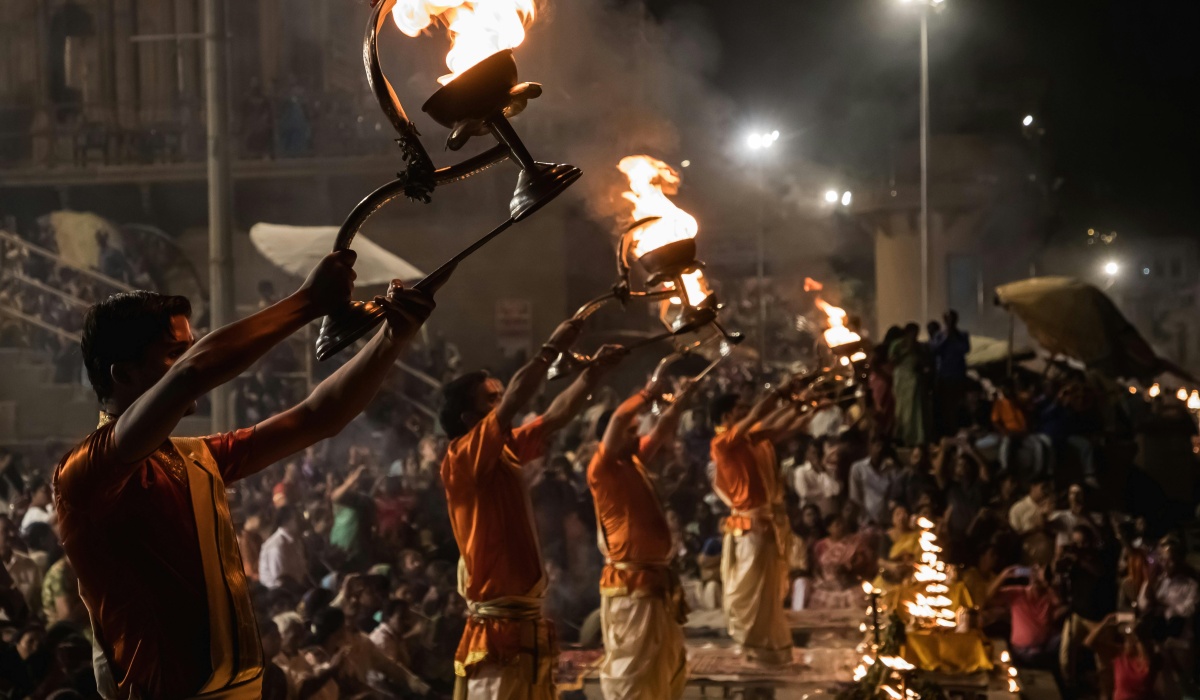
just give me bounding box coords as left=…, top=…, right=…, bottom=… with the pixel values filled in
left=54, top=253, right=435, bottom=700
left=588, top=374, right=697, bottom=699
left=438, top=319, right=623, bottom=700
left=710, top=389, right=806, bottom=664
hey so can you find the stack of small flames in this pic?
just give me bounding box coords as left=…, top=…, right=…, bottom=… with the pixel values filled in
left=852, top=653, right=919, bottom=700
left=1140, top=382, right=1200, bottom=411
left=905, top=516, right=957, bottom=630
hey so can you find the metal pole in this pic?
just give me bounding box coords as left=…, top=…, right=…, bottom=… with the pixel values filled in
left=756, top=165, right=767, bottom=373
left=205, top=0, right=235, bottom=433
left=919, top=9, right=930, bottom=326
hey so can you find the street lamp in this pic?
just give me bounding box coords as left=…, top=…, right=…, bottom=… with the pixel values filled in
left=824, top=189, right=840, bottom=204
left=746, top=128, right=779, bottom=370
left=1104, top=261, right=1119, bottom=276
left=1022, top=115, right=1034, bottom=127
left=900, top=0, right=944, bottom=325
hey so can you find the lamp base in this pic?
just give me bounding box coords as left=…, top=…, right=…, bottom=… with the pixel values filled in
left=315, top=300, right=387, bottom=362
left=510, top=162, right=582, bottom=221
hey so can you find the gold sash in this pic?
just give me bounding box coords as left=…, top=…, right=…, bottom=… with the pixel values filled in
left=174, top=438, right=264, bottom=698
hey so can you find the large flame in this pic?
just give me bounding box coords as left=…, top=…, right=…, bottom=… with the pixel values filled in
left=813, top=297, right=862, bottom=348
left=618, top=156, right=699, bottom=259
left=664, top=269, right=711, bottom=307
left=392, top=0, right=536, bottom=85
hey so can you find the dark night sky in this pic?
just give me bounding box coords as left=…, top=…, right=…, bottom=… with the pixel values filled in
left=646, top=0, right=1200, bottom=239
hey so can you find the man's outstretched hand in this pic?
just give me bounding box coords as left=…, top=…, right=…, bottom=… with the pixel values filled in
left=377, top=279, right=435, bottom=344
left=298, top=250, right=357, bottom=316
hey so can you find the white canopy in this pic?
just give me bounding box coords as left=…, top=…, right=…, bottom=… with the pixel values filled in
left=249, top=223, right=424, bottom=285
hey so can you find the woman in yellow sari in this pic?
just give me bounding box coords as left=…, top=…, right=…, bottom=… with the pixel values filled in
left=874, top=504, right=922, bottom=592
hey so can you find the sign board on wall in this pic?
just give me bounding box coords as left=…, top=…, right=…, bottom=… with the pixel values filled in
left=495, top=299, right=533, bottom=358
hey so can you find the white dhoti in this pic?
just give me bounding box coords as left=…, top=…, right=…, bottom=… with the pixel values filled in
left=600, top=594, right=687, bottom=700
left=721, top=527, right=793, bottom=664
left=459, top=658, right=556, bottom=700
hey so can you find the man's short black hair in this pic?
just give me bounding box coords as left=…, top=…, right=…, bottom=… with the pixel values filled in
left=274, top=505, right=301, bottom=532
left=81, top=291, right=192, bottom=402
left=439, top=370, right=490, bottom=439
left=710, top=393, right=741, bottom=426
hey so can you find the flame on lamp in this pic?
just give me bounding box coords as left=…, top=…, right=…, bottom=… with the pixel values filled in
left=1148, top=383, right=1161, bottom=398
left=813, top=297, right=862, bottom=348
left=619, top=156, right=699, bottom=259
left=664, top=269, right=712, bottom=307
left=1178, top=388, right=1189, bottom=402
left=392, top=0, right=536, bottom=85
left=1190, top=391, right=1200, bottom=411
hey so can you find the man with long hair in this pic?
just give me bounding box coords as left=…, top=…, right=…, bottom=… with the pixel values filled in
left=589, top=373, right=696, bottom=699
left=55, top=252, right=435, bottom=699
left=438, top=319, right=622, bottom=700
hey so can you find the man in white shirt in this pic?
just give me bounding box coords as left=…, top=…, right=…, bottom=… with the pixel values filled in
left=1141, top=540, right=1199, bottom=627
left=848, top=436, right=896, bottom=527
left=259, top=505, right=308, bottom=589
left=1047, top=484, right=1104, bottom=550
left=1009, top=478, right=1055, bottom=535
left=807, top=404, right=844, bottom=439
left=792, top=438, right=841, bottom=517
left=19, top=479, right=53, bottom=535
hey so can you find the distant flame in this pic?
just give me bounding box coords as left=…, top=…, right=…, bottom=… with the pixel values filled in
left=1177, top=387, right=1189, bottom=402
left=1190, top=391, right=1200, bottom=411
left=619, top=156, right=699, bottom=259
left=808, top=283, right=861, bottom=348
left=392, top=0, right=536, bottom=85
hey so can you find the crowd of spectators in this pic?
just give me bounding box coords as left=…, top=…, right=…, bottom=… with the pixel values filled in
left=2, top=290, right=1199, bottom=698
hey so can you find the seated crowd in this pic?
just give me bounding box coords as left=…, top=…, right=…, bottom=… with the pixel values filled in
left=1, top=308, right=1197, bottom=700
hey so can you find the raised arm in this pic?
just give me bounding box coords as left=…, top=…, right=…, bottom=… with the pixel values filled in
left=640, top=378, right=696, bottom=464
left=495, top=319, right=582, bottom=432
left=540, top=344, right=626, bottom=434
left=602, top=385, right=656, bottom=457
left=111, top=252, right=357, bottom=464
left=733, top=389, right=783, bottom=439
left=246, top=281, right=435, bottom=473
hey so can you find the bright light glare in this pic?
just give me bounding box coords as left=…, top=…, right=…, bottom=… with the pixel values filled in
left=825, top=189, right=839, bottom=203
left=681, top=159, right=691, bottom=168
left=841, top=191, right=853, bottom=206
left=747, top=129, right=780, bottom=151
left=1104, top=261, right=1119, bottom=276
left=1022, top=115, right=1034, bottom=127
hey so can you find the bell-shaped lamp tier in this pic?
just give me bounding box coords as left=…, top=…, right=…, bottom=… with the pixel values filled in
left=638, top=238, right=699, bottom=283
left=315, top=300, right=386, bottom=362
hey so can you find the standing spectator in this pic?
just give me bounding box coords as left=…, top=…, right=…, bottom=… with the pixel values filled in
left=0, top=517, right=41, bottom=614
left=238, top=513, right=264, bottom=582
left=1054, top=525, right=1117, bottom=688
left=1140, top=539, right=1198, bottom=637
left=930, top=310, right=971, bottom=438
left=868, top=327, right=902, bottom=440
left=848, top=435, right=898, bottom=527
left=241, top=79, right=274, bottom=159
left=942, top=444, right=990, bottom=557
left=792, top=437, right=840, bottom=517
left=890, top=323, right=931, bottom=447
left=330, top=463, right=374, bottom=570
left=260, top=506, right=309, bottom=589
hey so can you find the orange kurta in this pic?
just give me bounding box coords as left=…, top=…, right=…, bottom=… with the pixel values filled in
left=587, top=443, right=674, bottom=598
left=710, top=427, right=779, bottom=533
left=441, top=411, right=555, bottom=676
left=54, top=420, right=263, bottom=699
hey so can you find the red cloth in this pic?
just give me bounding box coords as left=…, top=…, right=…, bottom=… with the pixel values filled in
left=1112, top=654, right=1153, bottom=700
left=54, top=422, right=257, bottom=699
left=1001, top=585, right=1059, bottom=649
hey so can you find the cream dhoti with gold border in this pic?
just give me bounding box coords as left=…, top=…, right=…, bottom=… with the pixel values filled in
left=720, top=509, right=793, bottom=665
left=599, top=586, right=687, bottom=700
